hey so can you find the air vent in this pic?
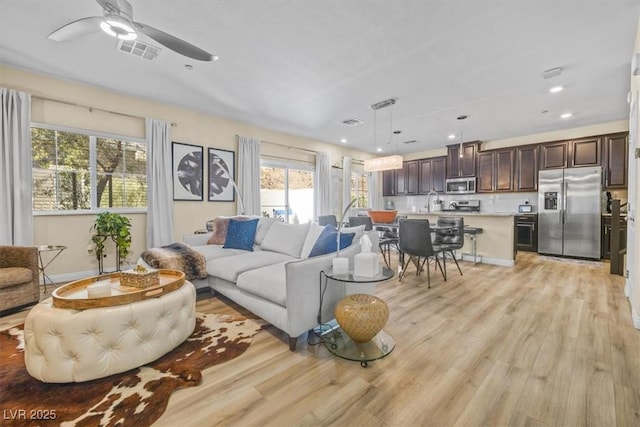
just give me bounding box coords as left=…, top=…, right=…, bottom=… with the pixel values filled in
left=402, top=140, right=419, bottom=145
left=118, top=40, right=160, bottom=60
left=342, top=118, right=363, bottom=126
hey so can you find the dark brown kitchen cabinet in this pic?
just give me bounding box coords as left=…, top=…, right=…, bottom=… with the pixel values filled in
left=570, top=136, right=601, bottom=167
left=396, top=161, right=418, bottom=195
left=476, top=151, right=494, bottom=193
left=476, top=148, right=514, bottom=192
left=447, top=141, right=479, bottom=178
left=418, top=156, right=447, bottom=194
left=604, top=132, right=629, bottom=189
left=515, top=144, right=538, bottom=191
left=495, top=148, right=515, bottom=191
left=382, top=170, right=395, bottom=196
left=540, top=141, right=569, bottom=170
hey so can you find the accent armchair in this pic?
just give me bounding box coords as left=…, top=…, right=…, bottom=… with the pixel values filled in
left=0, top=246, right=40, bottom=313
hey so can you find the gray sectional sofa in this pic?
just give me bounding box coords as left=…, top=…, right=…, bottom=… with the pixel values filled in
left=147, top=218, right=379, bottom=351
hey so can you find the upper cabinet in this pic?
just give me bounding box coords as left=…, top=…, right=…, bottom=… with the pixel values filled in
left=476, top=148, right=515, bottom=193
left=515, top=145, right=539, bottom=192
left=418, top=156, right=447, bottom=194
left=604, top=133, right=629, bottom=189
left=570, top=136, right=601, bottom=167
left=540, top=140, right=569, bottom=170
left=447, top=141, right=479, bottom=178
left=382, top=170, right=395, bottom=196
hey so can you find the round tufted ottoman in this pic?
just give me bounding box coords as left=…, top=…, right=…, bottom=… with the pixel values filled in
left=23, top=281, right=196, bottom=383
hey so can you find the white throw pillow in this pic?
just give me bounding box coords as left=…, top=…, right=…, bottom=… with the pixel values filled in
left=260, top=221, right=311, bottom=258
left=339, top=224, right=366, bottom=243
left=300, top=223, right=327, bottom=259
left=255, top=217, right=277, bottom=245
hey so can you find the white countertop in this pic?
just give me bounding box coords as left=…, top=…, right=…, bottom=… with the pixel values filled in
left=401, top=211, right=516, bottom=217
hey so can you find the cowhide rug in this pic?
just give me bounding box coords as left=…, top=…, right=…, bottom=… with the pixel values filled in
left=0, top=313, right=263, bottom=426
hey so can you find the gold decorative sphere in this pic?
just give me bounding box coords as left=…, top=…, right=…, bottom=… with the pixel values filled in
left=335, top=294, right=389, bottom=343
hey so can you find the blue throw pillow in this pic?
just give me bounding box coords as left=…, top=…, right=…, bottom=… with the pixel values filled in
left=308, top=225, right=355, bottom=258
left=224, top=218, right=259, bottom=251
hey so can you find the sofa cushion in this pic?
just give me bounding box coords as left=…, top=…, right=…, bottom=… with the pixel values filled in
left=0, top=267, right=32, bottom=289
left=300, top=223, right=326, bottom=259
left=192, top=244, right=249, bottom=261
left=309, top=226, right=355, bottom=257
left=207, top=216, right=253, bottom=245
left=255, top=217, right=277, bottom=245
left=224, top=218, right=259, bottom=251
left=260, top=222, right=310, bottom=258
left=236, top=262, right=288, bottom=307
left=206, top=251, right=295, bottom=283
left=339, top=224, right=366, bottom=242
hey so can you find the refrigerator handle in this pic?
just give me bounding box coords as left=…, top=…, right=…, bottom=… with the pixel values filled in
left=563, top=180, right=568, bottom=224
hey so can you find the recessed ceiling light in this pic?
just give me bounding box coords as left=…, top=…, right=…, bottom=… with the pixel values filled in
left=184, top=64, right=194, bottom=70
left=212, top=55, right=220, bottom=61
left=376, top=148, right=383, bottom=152
left=340, top=138, right=347, bottom=143
left=560, top=113, right=573, bottom=119
left=448, top=134, right=456, bottom=140
left=549, top=86, right=564, bottom=93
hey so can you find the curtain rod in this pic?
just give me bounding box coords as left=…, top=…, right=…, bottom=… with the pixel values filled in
left=261, top=154, right=315, bottom=164
left=235, top=135, right=317, bottom=155
left=32, top=95, right=177, bottom=127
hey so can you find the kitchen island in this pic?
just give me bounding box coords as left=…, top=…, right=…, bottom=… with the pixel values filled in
left=402, top=212, right=515, bottom=267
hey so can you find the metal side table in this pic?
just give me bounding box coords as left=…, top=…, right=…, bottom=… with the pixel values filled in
left=318, top=267, right=395, bottom=367
left=37, top=245, right=67, bottom=292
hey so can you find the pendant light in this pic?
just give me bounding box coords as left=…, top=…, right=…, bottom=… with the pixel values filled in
left=457, top=115, right=467, bottom=158
left=364, top=98, right=403, bottom=172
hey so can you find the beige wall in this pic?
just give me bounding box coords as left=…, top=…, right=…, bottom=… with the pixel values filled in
left=1, top=65, right=372, bottom=279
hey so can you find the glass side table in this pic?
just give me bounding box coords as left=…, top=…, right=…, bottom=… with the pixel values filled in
left=37, top=245, right=67, bottom=292
left=318, top=266, right=395, bottom=367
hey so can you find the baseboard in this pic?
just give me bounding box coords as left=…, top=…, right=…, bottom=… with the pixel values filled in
left=633, top=307, right=640, bottom=330
left=41, top=263, right=137, bottom=286
left=459, top=253, right=514, bottom=267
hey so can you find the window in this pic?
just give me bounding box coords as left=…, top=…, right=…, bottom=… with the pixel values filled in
left=351, top=171, right=369, bottom=208
left=260, top=161, right=314, bottom=223
left=31, top=125, right=147, bottom=213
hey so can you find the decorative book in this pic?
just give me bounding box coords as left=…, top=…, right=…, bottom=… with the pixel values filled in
left=121, top=265, right=160, bottom=288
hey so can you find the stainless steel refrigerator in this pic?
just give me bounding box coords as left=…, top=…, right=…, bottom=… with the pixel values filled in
left=538, top=166, right=602, bottom=259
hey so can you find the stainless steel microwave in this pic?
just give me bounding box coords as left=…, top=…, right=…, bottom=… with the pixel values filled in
left=445, top=177, right=476, bottom=194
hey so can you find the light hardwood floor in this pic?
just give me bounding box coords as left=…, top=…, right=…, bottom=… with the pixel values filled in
left=2, top=252, right=639, bottom=426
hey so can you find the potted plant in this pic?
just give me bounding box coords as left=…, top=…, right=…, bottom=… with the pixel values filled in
left=90, top=212, right=132, bottom=265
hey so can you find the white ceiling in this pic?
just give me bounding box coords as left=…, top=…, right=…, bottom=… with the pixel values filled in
left=1, top=0, right=639, bottom=154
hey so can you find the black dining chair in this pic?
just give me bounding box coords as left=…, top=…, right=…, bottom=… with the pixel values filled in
left=318, top=215, right=338, bottom=228
left=432, top=216, right=464, bottom=281
left=397, top=219, right=444, bottom=288
left=348, top=216, right=373, bottom=231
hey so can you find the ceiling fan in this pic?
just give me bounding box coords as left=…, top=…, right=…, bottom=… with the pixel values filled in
left=48, top=0, right=213, bottom=61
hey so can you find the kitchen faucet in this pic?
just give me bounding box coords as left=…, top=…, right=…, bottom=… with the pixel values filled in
left=426, top=190, right=438, bottom=213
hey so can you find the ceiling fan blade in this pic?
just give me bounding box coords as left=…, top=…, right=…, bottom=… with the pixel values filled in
left=134, top=22, right=213, bottom=61
left=48, top=16, right=104, bottom=41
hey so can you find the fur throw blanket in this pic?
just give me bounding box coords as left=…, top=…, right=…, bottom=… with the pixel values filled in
left=141, top=242, right=207, bottom=281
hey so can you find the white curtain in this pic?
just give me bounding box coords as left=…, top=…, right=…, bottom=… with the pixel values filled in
left=367, top=171, right=381, bottom=210
left=238, top=136, right=261, bottom=215
left=314, top=151, right=331, bottom=219
left=341, top=156, right=352, bottom=216
left=146, top=118, right=173, bottom=248
left=0, top=88, right=32, bottom=245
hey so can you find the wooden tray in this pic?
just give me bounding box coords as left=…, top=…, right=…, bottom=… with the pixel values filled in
left=52, top=269, right=186, bottom=310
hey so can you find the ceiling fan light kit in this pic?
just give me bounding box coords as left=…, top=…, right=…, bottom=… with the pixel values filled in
left=48, top=0, right=214, bottom=61
left=100, top=18, right=137, bottom=40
